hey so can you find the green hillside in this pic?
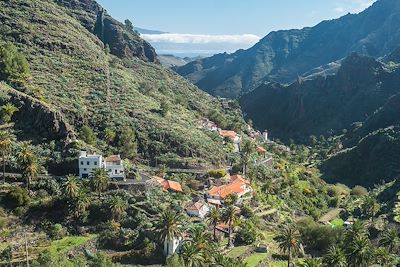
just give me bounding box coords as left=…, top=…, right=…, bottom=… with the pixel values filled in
left=0, top=0, right=244, bottom=170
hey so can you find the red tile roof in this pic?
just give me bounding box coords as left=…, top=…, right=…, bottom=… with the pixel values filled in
left=105, top=155, right=122, bottom=163
left=256, top=146, right=267, bottom=153
left=230, top=175, right=250, bottom=185
left=152, top=176, right=183, bottom=192
left=219, top=130, right=237, bottom=139
left=187, top=201, right=206, bottom=211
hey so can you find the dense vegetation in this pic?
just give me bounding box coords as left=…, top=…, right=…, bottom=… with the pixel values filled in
left=0, top=0, right=245, bottom=172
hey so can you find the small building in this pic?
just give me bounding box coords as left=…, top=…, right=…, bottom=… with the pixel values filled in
left=262, top=131, right=268, bottom=142
left=206, top=175, right=252, bottom=203
left=256, top=146, right=267, bottom=157
left=152, top=176, right=183, bottom=193
left=105, top=155, right=125, bottom=181
left=164, top=236, right=182, bottom=256
left=186, top=201, right=210, bottom=219
left=79, top=151, right=104, bottom=179
left=219, top=130, right=241, bottom=152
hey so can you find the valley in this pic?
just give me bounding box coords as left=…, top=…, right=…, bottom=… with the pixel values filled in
left=0, top=0, right=399, bottom=267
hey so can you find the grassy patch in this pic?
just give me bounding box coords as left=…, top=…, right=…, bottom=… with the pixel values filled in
left=331, top=218, right=344, bottom=227
left=226, top=246, right=249, bottom=258
left=47, top=235, right=96, bottom=255
left=244, top=252, right=269, bottom=267
left=269, top=260, right=287, bottom=267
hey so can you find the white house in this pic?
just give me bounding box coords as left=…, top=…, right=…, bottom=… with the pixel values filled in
left=163, top=236, right=182, bottom=256
left=79, top=151, right=125, bottom=180
left=79, top=151, right=104, bottom=179
left=262, top=131, right=268, bottom=142
left=105, top=155, right=125, bottom=181
left=186, top=201, right=210, bottom=219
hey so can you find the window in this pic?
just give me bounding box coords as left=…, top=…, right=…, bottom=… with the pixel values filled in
left=87, top=161, right=89, bottom=165
left=80, top=161, right=84, bottom=165
left=108, top=169, right=111, bottom=172
left=83, top=168, right=87, bottom=171
left=115, top=170, right=118, bottom=174
left=94, top=161, right=97, bottom=165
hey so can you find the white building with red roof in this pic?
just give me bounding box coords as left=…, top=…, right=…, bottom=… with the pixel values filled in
left=186, top=200, right=210, bottom=218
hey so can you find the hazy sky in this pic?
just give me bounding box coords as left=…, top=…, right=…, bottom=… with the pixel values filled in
left=96, top=0, right=376, bottom=56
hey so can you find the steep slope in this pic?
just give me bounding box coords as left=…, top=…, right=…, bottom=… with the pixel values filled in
left=240, top=53, right=400, bottom=141
left=176, top=0, right=400, bottom=98
left=0, top=0, right=242, bottom=168
left=321, top=126, right=400, bottom=187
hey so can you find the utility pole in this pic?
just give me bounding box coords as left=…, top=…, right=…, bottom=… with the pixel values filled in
left=24, top=231, right=29, bottom=267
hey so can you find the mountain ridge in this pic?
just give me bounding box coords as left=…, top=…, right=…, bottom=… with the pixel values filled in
left=176, top=0, right=400, bottom=98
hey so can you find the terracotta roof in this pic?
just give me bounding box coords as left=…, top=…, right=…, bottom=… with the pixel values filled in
left=207, top=199, right=222, bottom=206
left=230, top=175, right=250, bottom=185
left=208, top=181, right=247, bottom=199
left=162, top=180, right=183, bottom=192
left=256, top=146, right=267, bottom=153
left=151, top=177, right=183, bottom=192
left=187, top=201, right=206, bottom=211
left=105, top=155, right=122, bottom=162
left=219, top=130, right=237, bottom=139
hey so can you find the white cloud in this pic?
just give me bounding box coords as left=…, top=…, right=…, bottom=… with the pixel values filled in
left=334, top=7, right=345, bottom=13
left=141, top=33, right=261, bottom=45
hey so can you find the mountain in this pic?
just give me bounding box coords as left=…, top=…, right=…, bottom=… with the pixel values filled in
left=158, top=54, right=194, bottom=68
left=175, top=0, right=400, bottom=98
left=240, top=53, right=400, bottom=141
left=134, top=27, right=167, bottom=35
left=0, top=0, right=244, bottom=171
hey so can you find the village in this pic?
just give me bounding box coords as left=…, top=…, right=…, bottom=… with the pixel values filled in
left=76, top=118, right=274, bottom=258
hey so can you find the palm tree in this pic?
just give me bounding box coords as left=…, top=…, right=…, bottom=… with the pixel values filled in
left=374, top=247, right=396, bottom=266
left=187, top=225, right=211, bottom=250
left=274, top=224, right=301, bottom=267
left=0, top=131, right=12, bottom=183
left=214, top=255, right=247, bottom=267
left=207, top=207, right=221, bottom=242
left=90, top=168, right=109, bottom=197
left=347, top=235, right=373, bottom=267
left=154, top=209, right=184, bottom=256
left=104, top=127, right=116, bottom=145
left=158, top=164, right=168, bottom=178
left=298, top=258, right=322, bottom=267
left=1, top=103, right=18, bottom=123
left=72, top=189, right=90, bottom=220
left=361, top=195, right=380, bottom=221
left=323, top=246, right=347, bottom=267
left=17, top=142, right=34, bottom=166
left=63, top=175, right=80, bottom=199
left=240, top=138, right=256, bottom=176
left=379, top=227, right=400, bottom=253
left=109, top=196, right=127, bottom=221
left=222, top=205, right=238, bottom=248
left=178, top=242, right=204, bottom=267
left=23, top=158, right=39, bottom=191
left=344, top=220, right=368, bottom=244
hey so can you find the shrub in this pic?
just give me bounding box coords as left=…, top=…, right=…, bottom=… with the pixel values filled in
left=79, top=125, right=96, bottom=145
left=3, top=187, right=30, bottom=209
left=47, top=223, right=67, bottom=240
left=235, top=221, right=258, bottom=245
left=208, top=169, right=228, bottom=178
left=351, top=185, right=368, bottom=196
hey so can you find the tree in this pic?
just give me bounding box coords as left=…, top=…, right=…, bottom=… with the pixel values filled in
left=0, top=131, right=12, bottom=184
left=374, top=247, right=396, bottom=266
left=346, top=236, right=373, bottom=267
left=323, top=246, right=347, bottom=267
left=0, top=41, right=31, bottom=84
left=160, top=100, right=170, bottom=117
left=63, top=175, right=80, bottom=200
left=360, top=195, right=380, bottom=221
left=90, top=168, right=109, bottom=197
left=178, top=242, right=203, bottom=267
left=104, top=127, right=116, bottom=145
left=274, top=224, right=301, bottom=267
left=109, top=196, right=127, bottom=221
left=344, top=220, right=368, bottom=245
left=222, top=205, right=238, bottom=247
left=79, top=125, right=96, bottom=145
left=158, top=164, right=168, bottom=178
left=298, top=258, right=322, bottom=267
left=71, top=190, right=90, bottom=221
left=154, top=209, right=184, bottom=256
left=379, top=227, right=400, bottom=254
left=207, top=207, right=221, bottom=242
left=1, top=103, right=18, bottom=123
left=124, top=19, right=134, bottom=33
left=22, top=158, right=40, bottom=191
left=118, top=127, right=137, bottom=160
left=240, top=138, right=256, bottom=176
